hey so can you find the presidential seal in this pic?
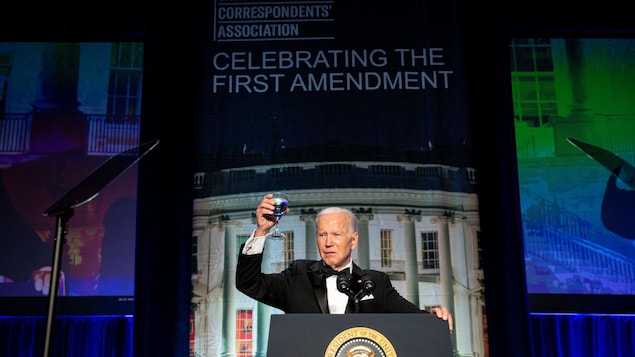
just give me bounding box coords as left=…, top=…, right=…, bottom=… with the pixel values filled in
left=324, top=327, right=396, bottom=357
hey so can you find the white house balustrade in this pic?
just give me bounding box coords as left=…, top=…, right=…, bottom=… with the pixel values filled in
left=525, top=224, right=635, bottom=294
left=193, top=161, right=478, bottom=197
left=86, top=114, right=141, bottom=155
left=0, top=113, right=31, bottom=154
left=203, top=140, right=474, bottom=175
left=367, top=259, right=406, bottom=274
left=0, top=113, right=140, bottom=156
left=521, top=188, right=635, bottom=294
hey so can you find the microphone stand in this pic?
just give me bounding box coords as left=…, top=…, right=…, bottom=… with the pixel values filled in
left=42, top=208, right=74, bottom=357
left=38, top=138, right=159, bottom=357
left=353, top=289, right=368, bottom=313
left=354, top=295, right=361, bottom=313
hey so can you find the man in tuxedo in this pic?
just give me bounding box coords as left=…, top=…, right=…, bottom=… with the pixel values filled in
left=236, top=194, right=453, bottom=330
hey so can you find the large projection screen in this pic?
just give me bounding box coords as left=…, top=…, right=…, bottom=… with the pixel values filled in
left=511, top=37, right=635, bottom=313
left=0, top=41, right=143, bottom=315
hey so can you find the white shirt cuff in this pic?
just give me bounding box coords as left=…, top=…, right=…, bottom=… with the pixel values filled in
left=242, top=231, right=267, bottom=255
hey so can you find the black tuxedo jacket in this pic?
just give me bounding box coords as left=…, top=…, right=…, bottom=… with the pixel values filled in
left=236, top=246, right=425, bottom=314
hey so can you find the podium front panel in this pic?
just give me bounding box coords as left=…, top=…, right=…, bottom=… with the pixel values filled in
left=267, top=313, right=453, bottom=357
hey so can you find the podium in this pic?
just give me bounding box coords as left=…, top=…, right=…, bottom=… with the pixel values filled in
left=266, top=313, right=453, bottom=357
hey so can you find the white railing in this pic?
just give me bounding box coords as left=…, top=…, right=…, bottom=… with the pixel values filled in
left=0, top=113, right=31, bottom=153
left=0, top=113, right=140, bottom=156
left=86, top=114, right=140, bottom=155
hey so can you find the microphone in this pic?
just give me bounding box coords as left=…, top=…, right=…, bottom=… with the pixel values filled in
left=359, top=275, right=375, bottom=296
left=335, top=271, right=376, bottom=313
left=353, top=275, right=375, bottom=313
left=336, top=270, right=355, bottom=298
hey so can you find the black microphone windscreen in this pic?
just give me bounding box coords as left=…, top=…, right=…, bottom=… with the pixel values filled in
left=361, top=276, right=375, bottom=292
left=337, top=271, right=351, bottom=294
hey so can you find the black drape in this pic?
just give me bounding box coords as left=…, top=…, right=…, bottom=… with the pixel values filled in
left=465, top=1, right=533, bottom=356
left=132, top=2, right=196, bottom=357
left=530, top=314, right=635, bottom=356
left=3, top=314, right=635, bottom=356
left=0, top=316, right=133, bottom=357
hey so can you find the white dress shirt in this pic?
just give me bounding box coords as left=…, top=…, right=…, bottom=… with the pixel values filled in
left=326, top=264, right=352, bottom=314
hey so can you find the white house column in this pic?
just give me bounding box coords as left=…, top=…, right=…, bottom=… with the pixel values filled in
left=435, top=213, right=458, bottom=354
left=300, top=209, right=318, bottom=260
left=452, top=217, right=480, bottom=357
left=403, top=209, right=422, bottom=305
left=221, top=216, right=237, bottom=357
left=353, top=208, right=373, bottom=269
left=436, top=214, right=455, bottom=313
left=192, top=222, right=225, bottom=357
left=255, top=302, right=270, bottom=357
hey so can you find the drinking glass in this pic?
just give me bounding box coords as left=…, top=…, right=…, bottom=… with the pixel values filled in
left=267, top=192, right=288, bottom=240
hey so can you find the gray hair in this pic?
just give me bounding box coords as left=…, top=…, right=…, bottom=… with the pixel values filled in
left=315, top=207, right=358, bottom=232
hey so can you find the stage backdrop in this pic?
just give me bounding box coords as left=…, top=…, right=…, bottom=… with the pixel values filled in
left=191, top=1, right=486, bottom=356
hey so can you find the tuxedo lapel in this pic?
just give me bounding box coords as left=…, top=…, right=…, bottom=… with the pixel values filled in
left=314, top=283, right=328, bottom=313
left=308, top=261, right=329, bottom=313
left=351, top=263, right=365, bottom=277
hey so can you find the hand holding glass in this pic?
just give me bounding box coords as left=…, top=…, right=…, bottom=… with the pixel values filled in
left=267, top=192, right=288, bottom=240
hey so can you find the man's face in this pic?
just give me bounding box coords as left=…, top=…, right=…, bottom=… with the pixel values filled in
left=316, top=212, right=358, bottom=270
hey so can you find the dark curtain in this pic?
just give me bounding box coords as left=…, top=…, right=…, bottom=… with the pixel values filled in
left=530, top=313, right=635, bottom=357
left=466, top=1, right=533, bottom=356
left=3, top=314, right=635, bottom=356
left=0, top=316, right=133, bottom=357
left=131, top=2, right=196, bottom=357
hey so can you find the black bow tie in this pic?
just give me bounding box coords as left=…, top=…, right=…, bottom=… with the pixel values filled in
left=320, top=265, right=349, bottom=278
